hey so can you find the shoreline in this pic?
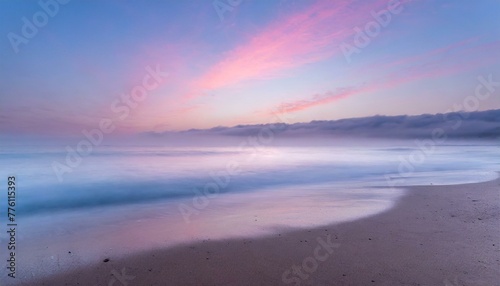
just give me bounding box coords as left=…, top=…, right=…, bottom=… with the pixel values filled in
left=17, top=177, right=500, bottom=285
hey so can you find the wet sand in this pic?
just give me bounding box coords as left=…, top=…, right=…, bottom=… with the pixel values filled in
left=22, top=177, right=500, bottom=285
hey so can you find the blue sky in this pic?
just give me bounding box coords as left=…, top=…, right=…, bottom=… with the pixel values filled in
left=0, top=0, right=499, bottom=139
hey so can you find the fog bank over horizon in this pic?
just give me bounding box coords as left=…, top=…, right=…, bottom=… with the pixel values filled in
left=139, top=109, right=500, bottom=143
left=2, top=109, right=499, bottom=147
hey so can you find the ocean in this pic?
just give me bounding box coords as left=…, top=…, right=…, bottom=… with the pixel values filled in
left=0, top=141, right=498, bottom=281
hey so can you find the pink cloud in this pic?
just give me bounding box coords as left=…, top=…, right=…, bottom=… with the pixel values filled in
left=275, top=88, right=362, bottom=114
left=270, top=39, right=500, bottom=115
left=189, top=0, right=389, bottom=94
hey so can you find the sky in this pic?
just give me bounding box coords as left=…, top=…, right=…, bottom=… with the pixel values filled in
left=0, top=0, right=499, bottom=140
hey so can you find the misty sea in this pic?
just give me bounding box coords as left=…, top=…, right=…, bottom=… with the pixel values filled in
left=0, top=141, right=498, bottom=279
